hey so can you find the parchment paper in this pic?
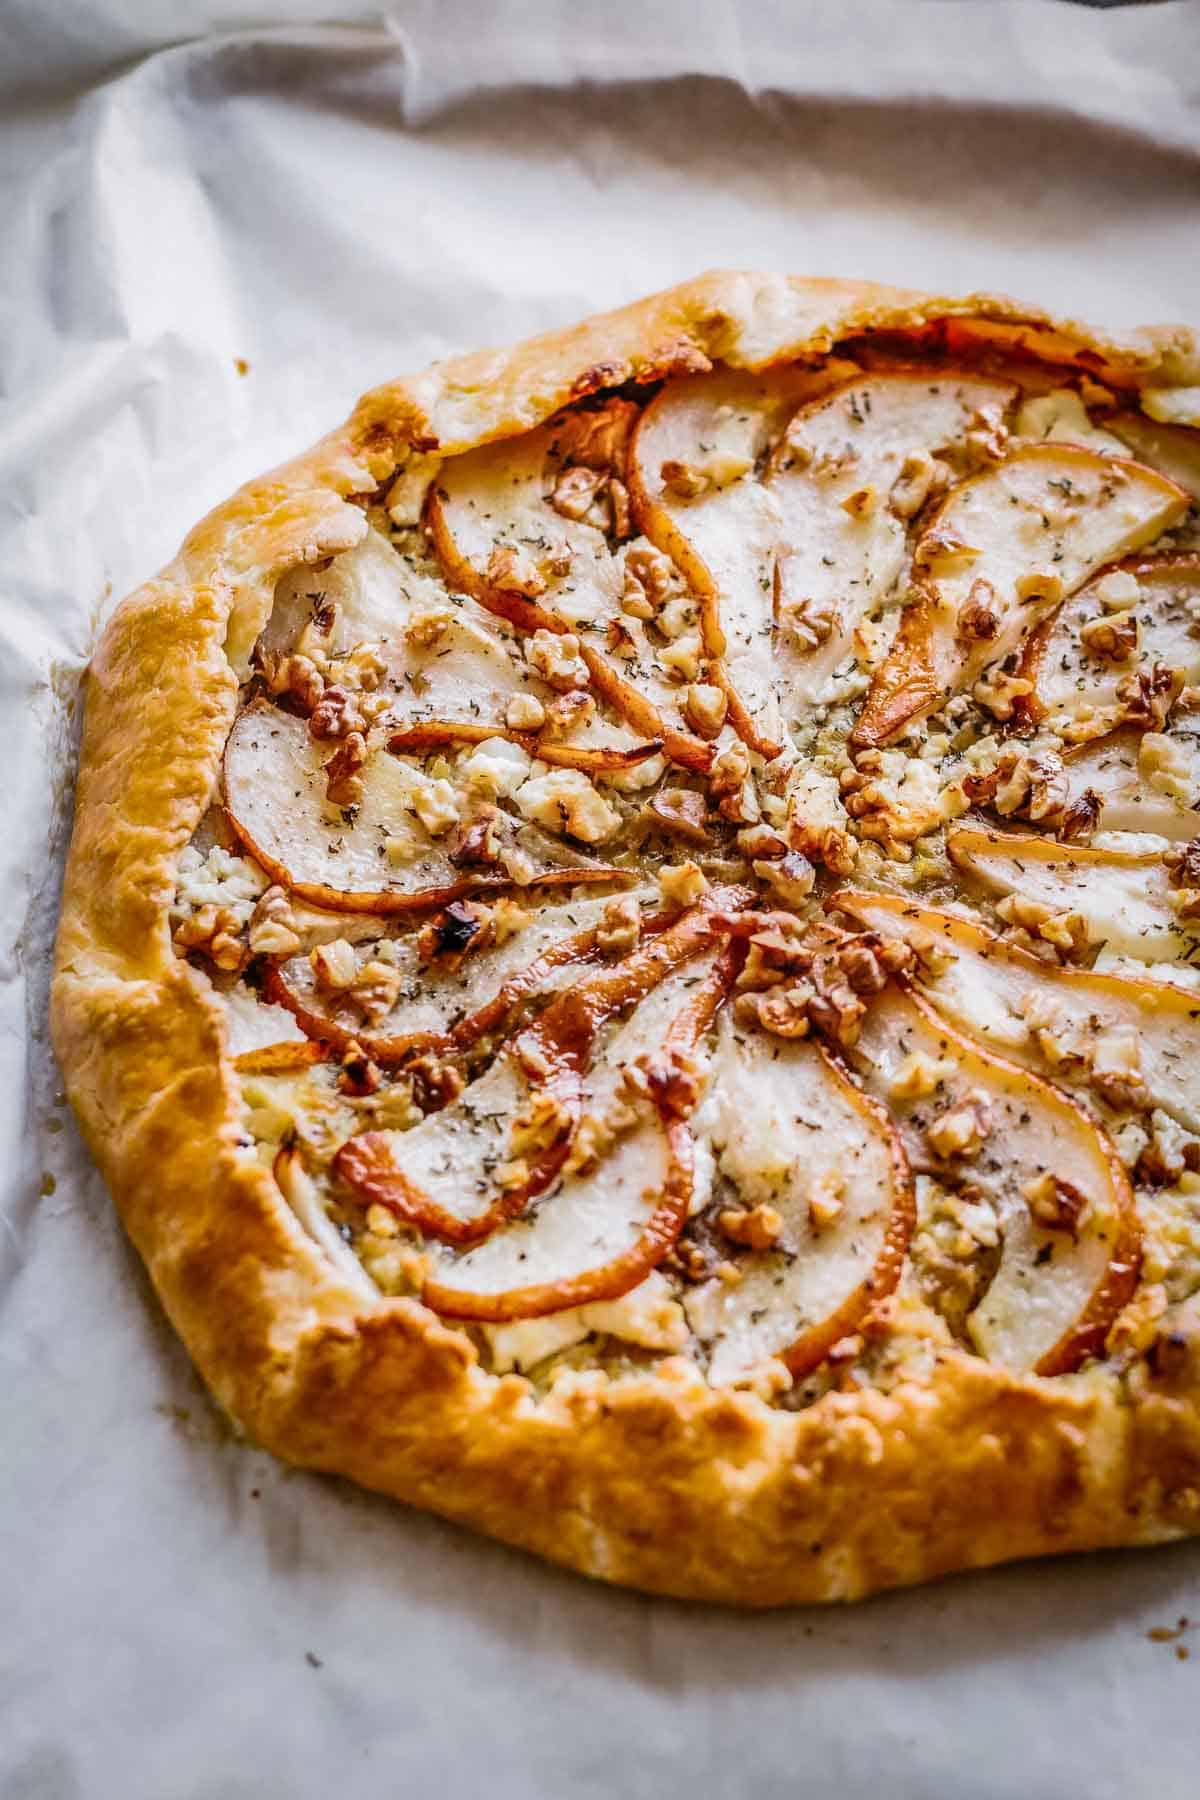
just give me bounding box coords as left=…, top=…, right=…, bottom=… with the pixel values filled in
left=4, top=4, right=1200, bottom=1794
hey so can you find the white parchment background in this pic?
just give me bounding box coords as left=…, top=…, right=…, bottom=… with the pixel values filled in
left=4, top=4, right=1200, bottom=1795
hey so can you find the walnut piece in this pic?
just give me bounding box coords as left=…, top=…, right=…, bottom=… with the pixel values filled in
left=486, top=544, right=547, bottom=597
left=1023, top=1171, right=1087, bottom=1235
left=525, top=629, right=589, bottom=692
left=718, top=1204, right=783, bottom=1251
left=246, top=885, right=302, bottom=958
left=1079, top=610, right=1139, bottom=663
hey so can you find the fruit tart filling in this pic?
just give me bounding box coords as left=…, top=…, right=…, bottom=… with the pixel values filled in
left=168, top=334, right=1200, bottom=1403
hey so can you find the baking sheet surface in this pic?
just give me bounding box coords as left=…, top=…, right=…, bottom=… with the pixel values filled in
left=4, top=4, right=1200, bottom=1794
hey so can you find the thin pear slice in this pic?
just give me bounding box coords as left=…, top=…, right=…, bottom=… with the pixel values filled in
left=420, top=945, right=736, bottom=1322
left=428, top=405, right=712, bottom=769
left=384, top=717, right=662, bottom=776
left=853, top=445, right=1188, bottom=746
left=765, top=371, right=1018, bottom=711
left=1021, top=556, right=1200, bottom=734
left=1064, top=726, right=1200, bottom=839
left=685, top=1011, right=914, bottom=1385
left=948, top=825, right=1189, bottom=962
left=1108, top=412, right=1200, bottom=502
left=269, top=890, right=662, bottom=1065
left=628, top=363, right=854, bottom=755
left=224, top=701, right=620, bottom=913
left=849, top=982, right=1138, bottom=1375
left=333, top=888, right=749, bottom=1246
left=832, top=889, right=1200, bottom=1130
left=262, top=525, right=536, bottom=718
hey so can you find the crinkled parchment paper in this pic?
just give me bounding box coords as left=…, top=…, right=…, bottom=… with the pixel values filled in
left=3, top=3, right=1200, bottom=1794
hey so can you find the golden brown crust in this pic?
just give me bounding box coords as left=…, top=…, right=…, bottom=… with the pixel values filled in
left=51, top=271, right=1200, bottom=1605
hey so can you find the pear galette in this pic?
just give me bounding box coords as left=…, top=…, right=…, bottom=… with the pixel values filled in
left=53, top=274, right=1200, bottom=1604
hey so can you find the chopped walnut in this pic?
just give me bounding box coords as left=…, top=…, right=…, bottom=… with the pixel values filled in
left=417, top=899, right=492, bottom=967
left=509, top=1090, right=574, bottom=1161
left=525, top=629, right=589, bottom=692
left=449, top=806, right=502, bottom=869
left=709, top=739, right=761, bottom=827
left=1023, top=1171, right=1087, bottom=1235
left=505, top=692, right=547, bottom=732
left=808, top=1172, right=846, bottom=1231
left=972, top=667, right=1034, bottom=721
left=486, top=544, right=547, bottom=597
left=646, top=787, right=710, bottom=844
left=541, top=690, right=597, bottom=737
left=1119, top=665, right=1186, bottom=733
left=262, top=651, right=325, bottom=711
left=925, top=1093, right=991, bottom=1160
left=624, top=545, right=677, bottom=610
left=995, top=893, right=1089, bottom=959
left=734, top=983, right=816, bottom=1040
left=1080, top=610, right=1139, bottom=663
left=605, top=616, right=643, bottom=661
left=337, top=1040, right=381, bottom=1097
left=888, top=449, right=949, bottom=520
left=659, top=861, right=709, bottom=908
left=1020, top=989, right=1092, bottom=1071
left=313, top=687, right=368, bottom=745
left=718, top=1203, right=783, bottom=1251
left=350, top=959, right=404, bottom=1025
left=311, top=937, right=358, bottom=991
left=323, top=730, right=367, bottom=806
left=774, top=557, right=838, bottom=650
left=754, top=851, right=815, bottom=904
left=490, top=896, right=534, bottom=945
left=660, top=459, right=708, bottom=499
left=596, top=895, right=642, bottom=955
left=736, top=823, right=786, bottom=860
left=246, top=885, right=302, bottom=958
left=962, top=746, right=1067, bottom=825
left=684, top=681, right=728, bottom=738
left=1058, top=788, right=1102, bottom=843
left=550, top=465, right=606, bottom=521
left=173, top=903, right=246, bottom=972
left=625, top=1043, right=708, bottom=1118
left=840, top=749, right=942, bottom=857
left=1091, top=1025, right=1150, bottom=1110
left=407, top=1053, right=465, bottom=1113
left=1164, top=838, right=1200, bottom=888
left=405, top=607, right=453, bottom=649
left=958, top=579, right=1000, bottom=642
left=785, top=766, right=858, bottom=874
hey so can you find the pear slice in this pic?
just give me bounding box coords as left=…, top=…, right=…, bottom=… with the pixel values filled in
left=269, top=890, right=662, bottom=1064
left=261, top=525, right=536, bottom=718
left=685, top=1011, right=914, bottom=1385
left=1108, top=412, right=1200, bottom=502
left=765, top=371, right=1019, bottom=710
left=948, top=825, right=1189, bottom=962
left=1063, top=726, right=1200, bottom=839
left=628, top=364, right=854, bottom=756
left=420, top=944, right=735, bottom=1322
left=384, top=717, right=662, bottom=776
left=333, top=887, right=750, bottom=1250
left=850, top=982, right=1138, bottom=1375
left=832, top=888, right=1200, bottom=1130
left=1020, top=556, right=1200, bottom=735
left=427, top=403, right=712, bottom=769
left=853, top=445, right=1188, bottom=746
left=224, top=701, right=620, bottom=912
